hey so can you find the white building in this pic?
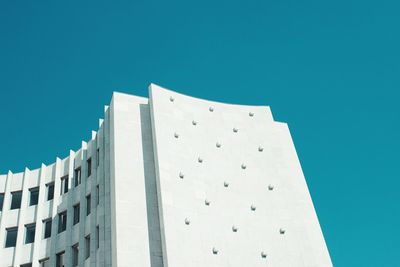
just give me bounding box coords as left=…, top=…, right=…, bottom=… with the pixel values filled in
left=0, top=84, right=332, bottom=267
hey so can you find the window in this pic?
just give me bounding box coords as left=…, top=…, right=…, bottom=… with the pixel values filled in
left=73, top=204, right=80, bottom=225
left=96, top=148, right=100, bottom=167
left=87, top=158, right=92, bottom=177
left=39, top=258, right=49, bottom=267
left=58, top=212, right=67, bottom=233
left=72, top=243, right=79, bottom=267
left=11, top=191, right=22, bottom=210
left=96, top=225, right=99, bottom=249
left=56, top=251, right=65, bottom=267
left=86, top=194, right=91, bottom=215
left=5, top=227, right=18, bottom=247
left=46, top=183, right=54, bottom=201
left=43, top=219, right=52, bottom=239
left=0, top=193, right=4, bottom=211
left=74, top=167, right=81, bottom=187
left=60, top=175, right=69, bottom=195
left=20, top=264, right=32, bottom=267
left=29, top=187, right=39, bottom=206
left=96, top=185, right=99, bottom=206
left=85, top=235, right=90, bottom=259
left=25, top=224, right=36, bottom=244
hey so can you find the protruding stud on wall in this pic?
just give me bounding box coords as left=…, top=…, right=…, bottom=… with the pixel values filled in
left=192, top=120, right=197, bottom=126
left=258, top=146, right=264, bottom=152
left=224, top=181, right=229, bottom=187
left=249, top=112, right=254, bottom=117
left=174, top=132, right=179, bottom=138
left=280, top=228, right=286, bottom=234
left=212, top=247, right=219, bottom=255
left=232, top=225, right=238, bottom=232
left=241, top=164, right=247, bottom=169
left=251, top=204, right=256, bottom=211
left=205, top=199, right=210, bottom=206
left=179, top=172, right=185, bottom=179
left=198, top=157, right=203, bottom=163
left=209, top=106, right=214, bottom=112
left=216, top=142, right=221, bottom=148
left=185, top=218, right=190, bottom=225
left=170, top=96, right=175, bottom=102
left=268, top=184, right=274, bottom=191
left=233, top=127, right=238, bottom=133
left=261, top=251, right=267, bottom=258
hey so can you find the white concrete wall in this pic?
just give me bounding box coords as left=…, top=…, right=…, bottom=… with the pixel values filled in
left=149, top=84, right=332, bottom=267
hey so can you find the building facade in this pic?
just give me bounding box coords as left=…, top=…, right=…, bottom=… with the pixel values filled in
left=0, top=84, right=332, bottom=267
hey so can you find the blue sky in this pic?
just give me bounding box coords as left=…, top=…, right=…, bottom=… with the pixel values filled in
left=0, top=1, right=399, bottom=266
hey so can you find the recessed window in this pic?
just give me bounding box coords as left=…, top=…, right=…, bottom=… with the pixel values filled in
left=46, top=182, right=54, bottom=201
left=280, top=228, right=286, bottom=234
left=249, top=112, right=254, bottom=117
left=0, top=193, right=4, bottom=211
left=96, top=225, right=100, bottom=249
left=56, top=251, right=65, bottom=267
left=209, top=106, right=214, bottom=112
left=96, top=148, right=100, bottom=167
left=258, top=146, right=264, bottom=152
left=87, top=158, right=92, bottom=177
left=73, top=204, right=80, bottom=225
left=86, top=194, right=91, bottom=216
left=198, top=157, right=203, bottom=163
left=5, top=227, right=18, bottom=247
left=58, top=211, right=67, bottom=233
left=60, top=175, right=69, bottom=195
left=232, top=225, right=238, bottom=232
left=29, top=187, right=39, bottom=206
left=169, top=96, right=174, bottom=102
left=39, top=257, right=49, bottom=267
left=43, top=219, right=52, bottom=239
left=233, top=127, right=238, bottom=133
left=251, top=204, right=256, bottom=211
left=268, top=184, right=274, bottom=191
left=11, top=191, right=22, bottom=210
left=216, top=142, right=221, bottom=148
left=179, top=172, right=184, bottom=179
left=96, top=185, right=100, bottom=206
left=212, top=247, right=218, bottom=254
left=185, top=218, right=190, bottom=225
left=74, top=167, right=81, bottom=187
left=192, top=120, right=197, bottom=126
left=25, top=224, right=36, bottom=244
left=85, top=235, right=91, bottom=259
left=205, top=199, right=210, bottom=206
left=224, top=181, right=229, bottom=187
left=72, top=243, right=79, bottom=267
left=241, top=164, right=247, bottom=169
left=261, top=251, right=267, bottom=258
left=174, top=132, right=179, bottom=138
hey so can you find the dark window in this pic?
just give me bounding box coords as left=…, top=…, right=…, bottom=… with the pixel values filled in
left=29, top=187, right=39, bottom=206
left=0, top=193, right=4, bottom=211
left=72, top=243, right=79, bottom=267
left=87, top=158, right=92, bottom=177
left=46, top=183, right=54, bottom=201
left=73, top=204, right=80, bottom=225
left=5, top=227, right=18, bottom=247
left=86, top=195, right=91, bottom=215
left=60, top=176, right=68, bottom=195
left=11, top=191, right=22, bottom=210
left=56, top=251, right=65, bottom=267
left=25, top=224, right=36, bottom=244
left=58, top=212, right=67, bottom=233
left=96, top=185, right=99, bottom=206
left=74, top=167, right=81, bottom=187
left=96, top=148, right=100, bottom=167
left=39, top=258, right=49, bottom=267
left=96, top=225, right=99, bottom=249
left=20, top=264, right=32, bottom=267
left=85, top=235, right=90, bottom=259
left=43, top=219, right=52, bottom=239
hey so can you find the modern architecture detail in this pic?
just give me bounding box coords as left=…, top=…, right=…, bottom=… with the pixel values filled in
left=0, top=84, right=332, bottom=266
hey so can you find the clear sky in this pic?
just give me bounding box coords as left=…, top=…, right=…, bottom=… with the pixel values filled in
left=0, top=1, right=399, bottom=266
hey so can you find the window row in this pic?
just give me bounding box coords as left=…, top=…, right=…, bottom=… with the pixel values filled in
left=0, top=177, right=100, bottom=212
left=4, top=193, right=96, bottom=248
left=15, top=226, right=99, bottom=267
